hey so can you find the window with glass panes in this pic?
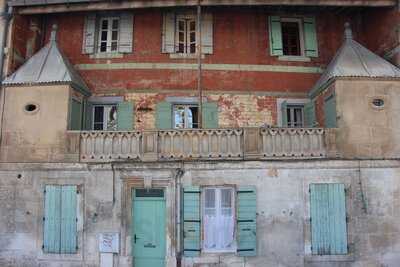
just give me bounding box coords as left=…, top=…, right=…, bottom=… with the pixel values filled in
left=93, top=105, right=117, bottom=130
left=173, top=104, right=198, bottom=129
left=286, top=105, right=304, bottom=127
left=203, top=187, right=235, bottom=252
left=281, top=19, right=302, bottom=56
left=176, top=15, right=196, bottom=54
left=98, top=17, right=119, bottom=53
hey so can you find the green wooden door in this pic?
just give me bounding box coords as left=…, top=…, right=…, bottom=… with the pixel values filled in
left=132, top=189, right=166, bottom=267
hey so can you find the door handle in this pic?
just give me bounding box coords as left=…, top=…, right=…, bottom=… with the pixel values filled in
left=134, top=234, right=140, bottom=243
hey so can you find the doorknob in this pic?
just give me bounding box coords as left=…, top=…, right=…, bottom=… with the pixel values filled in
left=134, top=234, right=140, bottom=243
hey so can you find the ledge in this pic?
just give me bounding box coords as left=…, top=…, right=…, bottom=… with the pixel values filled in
left=304, top=254, right=355, bottom=262
left=90, top=52, right=124, bottom=59
left=278, top=55, right=311, bottom=62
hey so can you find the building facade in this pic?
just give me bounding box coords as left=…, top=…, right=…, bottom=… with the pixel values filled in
left=0, top=0, right=400, bottom=266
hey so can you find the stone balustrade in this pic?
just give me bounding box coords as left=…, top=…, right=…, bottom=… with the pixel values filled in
left=76, top=127, right=330, bottom=162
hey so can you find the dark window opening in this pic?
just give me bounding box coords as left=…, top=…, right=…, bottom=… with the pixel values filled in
left=287, top=105, right=304, bottom=127
left=282, top=21, right=301, bottom=56
left=135, top=189, right=164, bottom=198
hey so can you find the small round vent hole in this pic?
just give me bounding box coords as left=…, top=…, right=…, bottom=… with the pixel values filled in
left=25, top=104, right=38, bottom=112
left=372, top=98, right=384, bottom=107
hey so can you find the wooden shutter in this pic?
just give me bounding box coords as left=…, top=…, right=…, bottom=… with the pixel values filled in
left=183, top=186, right=201, bottom=257
left=304, top=101, right=316, bottom=128
left=82, top=14, right=96, bottom=54
left=268, top=16, right=283, bottom=56
left=117, top=101, right=134, bottom=131
left=202, top=102, right=218, bottom=129
left=156, top=102, right=172, bottom=129
left=162, top=12, right=176, bottom=53
left=310, top=184, right=348, bottom=255
left=69, top=99, right=82, bottom=130
left=324, top=94, right=337, bottom=128
left=303, top=17, right=318, bottom=57
left=281, top=100, right=288, bottom=127
left=201, top=13, right=213, bottom=54
left=118, top=12, right=134, bottom=53
left=84, top=100, right=93, bottom=130
left=43, top=185, right=61, bottom=253
left=237, top=186, right=257, bottom=257
left=60, top=185, right=77, bottom=254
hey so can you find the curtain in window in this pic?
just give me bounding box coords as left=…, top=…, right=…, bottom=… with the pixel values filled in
left=203, top=188, right=234, bottom=250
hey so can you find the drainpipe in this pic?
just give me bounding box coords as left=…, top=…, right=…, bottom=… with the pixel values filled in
left=197, top=0, right=202, bottom=128
left=174, top=166, right=184, bottom=264
left=0, top=0, right=11, bottom=79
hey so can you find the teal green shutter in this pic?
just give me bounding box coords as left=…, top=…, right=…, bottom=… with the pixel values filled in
left=281, top=101, right=288, bottom=127
left=304, top=101, right=316, bottom=127
left=202, top=102, right=218, bottom=129
left=183, top=186, right=201, bottom=257
left=60, top=186, right=77, bottom=253
left=156, top=102, right=173, bottom=129
left=84, top=100, right=93, bottom=130
left=117, top=101, right=134, bottom=130
left=70, top=99, right=82, bottom=130
left=237, top=186, right=257, bottom=257
left=304, top=17, right=318, bottom=57
left=310, top=184, right=348, bottom=255
left=324, top=95, right=337, bottom=128
left=44, top=185, right=61, bottom=253
left=269, top=16, right=283, bottom=56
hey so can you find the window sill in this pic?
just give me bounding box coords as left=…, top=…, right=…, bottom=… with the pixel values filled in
left=278, top=55, right=311, bottom=62
left=90, top=52, right=124, bottom=59
left=169, top=53, right=205, bottom=59
left=304, top=254, right=355, bottom=262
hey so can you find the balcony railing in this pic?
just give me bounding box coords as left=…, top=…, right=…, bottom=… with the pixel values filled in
left=74, top=127, right=331, bottom=162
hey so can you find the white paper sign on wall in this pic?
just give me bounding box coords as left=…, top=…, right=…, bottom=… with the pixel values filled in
left=99, top=233, right=119, bottom=253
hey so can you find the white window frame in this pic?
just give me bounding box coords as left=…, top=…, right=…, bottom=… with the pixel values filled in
left=280, top=18, right=305, bottom=57
left=92, top=104, right=117, bottom=131
left=175, top=14, right=197, bottom=55
left=277, top=98, right=310, bottom=127
left=97, top=17, right=120, bottom=53
left=173, top=104, right=199, bottom=129
left=286, top=104, right=305, bottom=128
left=202, top=186, right=236, bottom=253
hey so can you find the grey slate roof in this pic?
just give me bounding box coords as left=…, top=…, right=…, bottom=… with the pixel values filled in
left=3, top=25, right=91, bottom=96
left=310, top=23, right=400, bottom=96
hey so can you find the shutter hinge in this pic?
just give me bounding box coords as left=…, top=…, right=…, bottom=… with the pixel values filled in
left=43, top=217, right=45, bottom=221
left=76, top=218, right=78, bottom=222
left=76, top=245, right=78, bottom=250
left=42, top=244, right=44, bottom=249
left=44, top=189, right=46, bottom=194
left=76, top=189, right=80, bottom=194
left=346, top=216, right=349, bottom=223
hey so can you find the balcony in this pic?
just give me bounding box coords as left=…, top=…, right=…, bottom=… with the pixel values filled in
left=68, top=127, right=334, bottom=163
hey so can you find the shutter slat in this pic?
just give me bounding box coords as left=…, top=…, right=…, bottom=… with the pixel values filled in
left=310, top=184, right=347, bottom=255
left=237, top=186, right=257, bottom=257
left=162, top=13, right=176, bottom=53
left=201, top=13, right=213, bottom=54
left=60, top=185, right=77, bottom=254
left=303, top=17, right=319, bottom=57
left=324, top=95, right=337, bottom=128
left=117, top=101, right=134, bottom=130
left=82, top=14, right=96, bottom=54
left=156, top=102, right=172, bottom=129
left=202, top=102, right=218, bottom=129
left=118, top=12, right=134, bottom=53
left=183, top=186, right=201, bottom=257
left=44, top=185, right=61, bottom=253
left=269, top=16, right=283, bottom=56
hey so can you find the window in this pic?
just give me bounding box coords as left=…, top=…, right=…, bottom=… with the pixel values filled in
left=281, top=20, right=302, bottom=56
left=173, top=104, right=198, bottom=129
left=98, top=17, right=120, bottom=53
left=269, top=16, right=318, bottom=58
left=286, top=104, right=304, bottom=128
left=203, top=187, right=235, bottom=252
left=43, top=185, right=78, bottom=254
left=176, top=15, right=197, bottom=54
left=93, top=105, right=117, bottom=130
left=309, top=183, right=348, bottom=255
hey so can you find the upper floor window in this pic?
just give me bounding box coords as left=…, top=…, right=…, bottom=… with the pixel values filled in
left=176, top=15, right=197, bottom=54
left=93, top=104, right=117, bottom=130
left=98, top=17, right=120, bottom=53
left=278, top=99, right=316, bottom=128
left=83, top=12, right=133, bottom=56
left=269, top=16, right=318, bottom=58
left=286, top=104, right=304, bottom=128
left=162, top=12, right=213, bottom=56
left=173, top=104, right=199, bottom=129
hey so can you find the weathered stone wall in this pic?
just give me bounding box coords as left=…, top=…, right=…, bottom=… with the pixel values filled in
left=0, top=160, right=399, bottom=267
